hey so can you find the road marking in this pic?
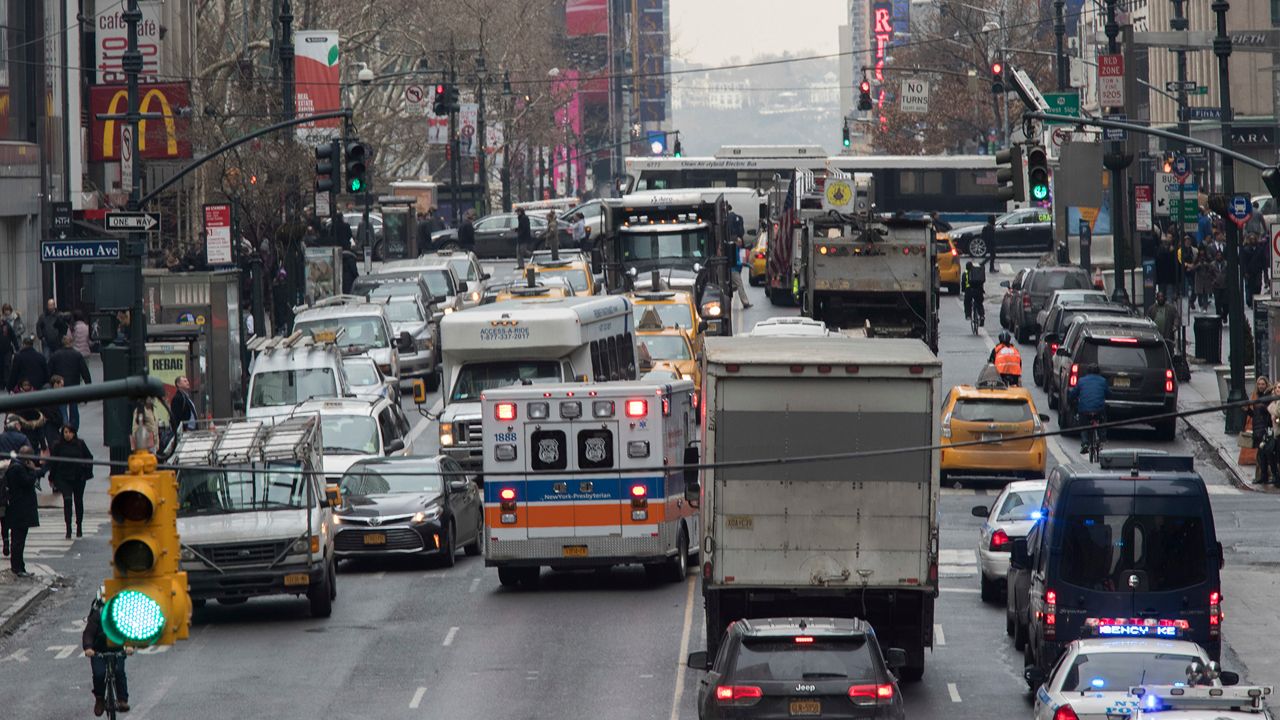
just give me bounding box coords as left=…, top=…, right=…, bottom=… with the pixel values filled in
left=46, top=645, right=79, bottom=660
left=948, top=682, right=962, bottom=703
left=1206, top=485, right=1242, bottom=495
left=469, top=577, right=480, bottom=593
left=1, top=648, right=29, bottom=663
left=372, top=571, right=385, bottom=580
left=668, top=574, right=697, bottom=720
left=934, top=624, right=946, bottom=646
left=405, top=409, right=434, bottom=447
left=939, top=586, right=981, bottom=594
left=409, top=687, right=427, bottom=709
left=938, top=549, right=976, bottom=566
left=443, top=626, right=459, bottom=646
left=1047, top=435, right=1075, bottom=468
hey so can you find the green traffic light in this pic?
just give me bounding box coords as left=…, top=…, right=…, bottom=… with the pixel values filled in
left=843, top=139, right=851, bottom=148
left=349, top=178, right=364, bottom=193
left=102, top=590, right=166, bottom=645
left=1031, top=184, right=1049, bottom=201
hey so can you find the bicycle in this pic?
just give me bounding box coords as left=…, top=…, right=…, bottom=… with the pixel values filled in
left=1081, top=412, right=1104, bottom=462
left=968, top=292, right=985, bottom=336
left=95, top=649, right=128, bottom=719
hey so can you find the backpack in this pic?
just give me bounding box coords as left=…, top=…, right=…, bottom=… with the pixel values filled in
left=966, top=265, right=985, bottom=287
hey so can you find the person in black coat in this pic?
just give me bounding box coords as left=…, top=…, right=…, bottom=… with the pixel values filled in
left=169, top=375, right=198, bottom=435
left=49, top=335, right=90, bottom=428
left=7, top=335, right=48, bottom=392
left=341, top=248, right=359, bottom=294
left=515, top=208, right=533, bottom=264
left=50, top=424, right=92, bottom=538
left=983, top=215, right=997, bottom=272
left=1154, top=233, right=1178, bottom=299
left=0, top=305, right=17, bottom=393
left=458, top=210, right=476, bottom=249
left=4, top=446, right=43, bottom=576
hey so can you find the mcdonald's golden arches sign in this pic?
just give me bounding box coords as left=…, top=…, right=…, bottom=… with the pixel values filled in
left=89, top=83, right=193, bottom=162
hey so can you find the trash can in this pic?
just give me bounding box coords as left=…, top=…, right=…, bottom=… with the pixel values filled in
left=1193, top=315, right=1223, bottom=364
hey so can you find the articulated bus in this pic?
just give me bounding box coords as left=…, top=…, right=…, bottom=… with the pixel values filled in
left=624, top=145, right=1004, bottom=224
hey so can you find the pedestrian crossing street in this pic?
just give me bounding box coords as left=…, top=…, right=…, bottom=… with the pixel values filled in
left=20, top=512, right=108, bottom=578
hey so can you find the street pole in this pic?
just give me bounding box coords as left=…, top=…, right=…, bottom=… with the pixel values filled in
left=123, top=0, right=146, bottom=379
left=475, top=51, right=489, bottom=216
left=449, top=62, right=461, bottom=226
left=538, top=146, right=545, bottom=200
left=1053, top=0, right=1068, bottom=91
left=280, top=1, right=295, bottom=122
left=1102, top=0, right=1131, bottom=305
left=500, top=72, right=512, bottom=212
left=1213, top=0, right=1246, bottom=434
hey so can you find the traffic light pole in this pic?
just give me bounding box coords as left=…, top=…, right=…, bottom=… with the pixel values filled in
left=1102, top=0, right=1131, bottom=305
left=1212, top=0, right=1246, bottom=435
left=123, top=0, right=146, bottom=379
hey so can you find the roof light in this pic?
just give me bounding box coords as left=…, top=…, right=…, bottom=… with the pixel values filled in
left=626, top=399, right=648, bottom=418
left=495, top=402, right=517, bottom=421
left=794, top=636, right=814, bottom=644
left=592, top=400, right=615, bottom=418
left=528, top=402, right=550, bottom=420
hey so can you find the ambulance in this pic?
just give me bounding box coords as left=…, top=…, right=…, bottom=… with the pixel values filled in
left=480, top=379, right=701, bottom=588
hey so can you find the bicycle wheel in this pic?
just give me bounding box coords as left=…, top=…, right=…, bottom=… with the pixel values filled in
left=1088, top=427, right=1101, bottom=463
left=104, top=667, right=118, bottom=720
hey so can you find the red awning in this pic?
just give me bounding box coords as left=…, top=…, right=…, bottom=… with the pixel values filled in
left=566, top=0, right=607, bottom=36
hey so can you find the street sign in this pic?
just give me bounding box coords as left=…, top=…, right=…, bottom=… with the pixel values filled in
left=203, top=204, right=234, bottom=265
left=1229, top=194, right=1252, bottom=226
left=41, top=239, right=121, bottom=262
left=1164, top=80, right=1196, bottom=92
left=1154, top=172, right=1199, bottom=223
left=1184, top=145, right=1205, bottom=157
left=899, top=79, right=929, bottom=114
left=106, top=211, right=160, bottom=231
left=1102, top=114, right=1126, bottom=141
left=1135, top=184, right=1153, bottom=232
left=120, top=126, right=134, bottom=194
left=1272, top=228, right=1280, bottom=299
left=1042, top=91, right=1080, bottom=124
left=1172, top=154, right=1191, bottom=182
left=1191, top=86, right=1208, bottom=96
left=1182, top=106, right=1222, bottom=121
left=404, top=85, right=427, bottom=115
left=51, top=201, right=72, bottom=241
left=1097, top=53, right=1124, bottom=107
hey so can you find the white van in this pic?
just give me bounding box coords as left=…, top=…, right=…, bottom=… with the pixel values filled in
left=245, top=335, right=352, bottom=420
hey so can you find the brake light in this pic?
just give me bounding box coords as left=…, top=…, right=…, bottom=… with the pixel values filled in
left=625, top=399, right=647, bottom=418
left=754, top=252, right=765, bottom=259
left=1054, top=704, right=1079, bottom=720
left=950, top=247, right=958, bottom=257
left=499, top=487, right=517, bottom=513
left=849, top=684, right=895, bottom=703
left=1023, top=294, right=1031, bottom=310
left=630, top=484, right=648, bottom=511
left=990, top=529, right=1011, bottom=551
left=1068, top=363, right=1079, bottom=388
left=1050, top=343, right=1059, bottom=354
left=715, top=685, right=763, bottom=705
left=499, top=488, right=516, bottom=501
left=794, top=636, right=814, bottom=644
left=1110, top=337, right=1139, bottom=344
left=495, top=402, right=517, bottom=421
left=1210, top=590, right=1222, bottom=636
left=1165, top=368, right=1175, bottom=393
left=1045, top=589, right=1058, bottom=640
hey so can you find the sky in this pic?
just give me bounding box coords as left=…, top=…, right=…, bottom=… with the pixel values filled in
left=669, top=0, right=846, bottom=67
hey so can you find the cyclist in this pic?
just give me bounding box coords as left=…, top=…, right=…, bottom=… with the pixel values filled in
left=83, top=590, right=132, bottom=715
left=1069, top=362, right=1109, bottom=454
left=988, top=330, right=1022, bottom=386
left=961, top=260, right=986, bottom=325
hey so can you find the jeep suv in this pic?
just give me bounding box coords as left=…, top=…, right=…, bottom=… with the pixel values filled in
left=1054, top=323, right=1178, bottom=440
left=1002, top=266, right=1093, bottom=343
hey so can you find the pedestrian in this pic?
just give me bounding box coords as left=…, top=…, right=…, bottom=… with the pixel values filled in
left=4, top=444, right=43, bottom=577
left=170, top=375, right=198, bottom=436
left=1210, top=250, right=1228, bottom=320
left=1145, top=291, right=1180, bottom=341
left=544, top=211, right=560, bottom=255
left=459, top=209, right=476, bottom=250
left=1193, top=244, right=1214, bottom=311
left=50, top=423, right=92, bottom=539
left=0, top=415, right=25, bottom=556
left=36, top=298, right=67, bottom=358
left=570, top=212, right=587, bottom=250
left=49, top=335, right=90, bottom=428
left=929, top=211, right=952, bottom=233
left=729, top=228, right=752, bottom=310
left=131, top=399, right=161, bottom=453
left=1178, top=234, right=1197, bottom=301
left=1154, top=233, right=1178, bottom=300
left=84, top=592, right=133, bottom=714
left=7, top=334, right=48, bottom=392
left=340, top=247, right=359, bottom=294
left=1245, top=232, right=1268, bottom=306
left=515, top=207, right=533, bottom=264
left=1249, top=376, right=1274, bottom=484
left=0, top=303, right=17, bottom=393
left=40, top=375, right=67, bottom=450
left=12, top=382, right=47, bottom=453
left=71, top=310, right=92, bottom=357
left=983, top=214, right=997, bottom=272
left=1196, top=206, right=1213, bottom=245
left=416, top=211, right=438, bottom=251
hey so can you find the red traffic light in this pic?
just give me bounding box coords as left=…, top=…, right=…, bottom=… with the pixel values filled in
left=991, top=62, right=1003, bottom=76
left=859, top=80, right=871, bottom=93
left=435, top=84, right=445, bottom=95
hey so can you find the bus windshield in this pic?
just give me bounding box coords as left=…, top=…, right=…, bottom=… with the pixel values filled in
left=450, top=361, right=562, bottom=402
left=178, top=464, right=311, bottom=515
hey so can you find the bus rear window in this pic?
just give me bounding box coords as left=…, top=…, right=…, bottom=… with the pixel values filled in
left=1060, top=514, right=1208, bottom=592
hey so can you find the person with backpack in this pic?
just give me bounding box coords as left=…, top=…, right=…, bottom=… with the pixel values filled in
left=961, top=261, right=986, bottom=324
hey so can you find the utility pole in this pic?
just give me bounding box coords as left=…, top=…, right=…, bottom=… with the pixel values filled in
left=123, top=0, right=146, bottom=378
left=1212, top=0, right=1246, bottom=434
left=449, top=57, right=461, bottom=226
left=1102, top=0, right=1132, bottom=305
left=1170, top=0, right=1191, bottom=180
left=280, top=1, right=295, bottom=122
left=475, top=50, right=489, bottom=216
left=1053, top=0, right=1068, bottom=90
left=500, top=71, right=513, bottom=212
left=538, top=146, right=545, bottom=200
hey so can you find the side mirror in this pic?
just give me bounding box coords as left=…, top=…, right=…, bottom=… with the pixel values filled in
left=385, top=438, right=406, bottom=454
left=999, top=280, right=1011, bottom=288
left=683, top=446, right=701, bottom=506
left=397, top=331, right=414, bottom=353
left=884, top=648, right=908, bottom=670
left=971, top=505, right=989, bottom=519
left=1042, top=332, right=1060, bottom=345
left=433, top=295, right=448, bottom=304
left=698, top=320, right=709, bottom=334
left=412, top=379, right=427, bottom=404
left=686, top=651, right=710, bottom=671
left=324, top=484, right=342, bottom=508
left=448, top=479, right=469, bottom=494
left=1220, top=670, right=1240, bottom=686
left=1055, top=346, right=1071, bottom=357
left=457, top=280, right=469, bottom=293
left=481, top=272, right=492, bottom=281
left=1011, top=537, right=1030, bottom=569
left=1039, top=414, right=1051, bottom=422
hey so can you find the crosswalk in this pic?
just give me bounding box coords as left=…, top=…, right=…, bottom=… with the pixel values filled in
left=20, top=512, right=108, bottom=578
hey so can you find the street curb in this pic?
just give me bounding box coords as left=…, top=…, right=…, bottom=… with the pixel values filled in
left=1178, top=414, right=1254, bottom=492
left=0, top=578, right=54, bottom=636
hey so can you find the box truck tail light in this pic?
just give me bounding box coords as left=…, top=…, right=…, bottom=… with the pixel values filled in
left=1210, top=590, right=1222, bottom=637
left=1165, top=368, right=1175, bottom=393
left=1068, top=364, right=1079, bottom=388
left=702, top=561, right=712, bottom=580
left=1045, top=589, right=1058, bottom=640
left=625, top=399, right=648, bottom=418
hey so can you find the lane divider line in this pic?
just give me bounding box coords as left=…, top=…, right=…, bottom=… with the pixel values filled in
left=934, top=624, right=946, bottom=647
left=668, top=574, right=697, bottom=720
left=443, top=626, right=459, bottom=646
left=409, top=687, right=426, bottom=709
left=948, top=682, right=963, bottom=703
left=469, top=577, right=481, bottom=593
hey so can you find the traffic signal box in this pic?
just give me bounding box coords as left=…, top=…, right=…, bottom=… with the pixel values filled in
left=103, top=450, right=190, bottom=647
left=1025, top=145, right=1050, bottom=201
left=345, top=141, right=369, bottom=194
left=857, top=80, right=873, bottom=111
left=995, top=145, right=1026, bottom=203
left=991, top=62, right=1005, bottom=94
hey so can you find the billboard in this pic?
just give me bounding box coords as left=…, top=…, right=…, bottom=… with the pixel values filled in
left=89, top=83, right=192, bottom=161
left=95, top=1, right=163, bottom=84
left=295, top=31, right=341, bottom=139
left=636, top=0, right=668, bottom=123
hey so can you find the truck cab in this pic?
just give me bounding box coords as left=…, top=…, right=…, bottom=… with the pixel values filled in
left=173, top=415, right=338, bottom=617
left=245, top=334, right=353, bottom=421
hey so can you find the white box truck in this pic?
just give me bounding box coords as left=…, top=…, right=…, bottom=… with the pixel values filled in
left=699, top=336, right=941, bottom=681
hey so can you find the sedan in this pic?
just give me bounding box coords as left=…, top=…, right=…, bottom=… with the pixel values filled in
left=687, top=617, right=907, bottom=720
left=334, top=456, right=484, bottom=566
left=951, top=207, right=1053, bottom=258
left=971, top=479, right=1046, bottom=603
left=343, top=356, right=397, bottom=400
left=430, top=213, right=570, bottom=258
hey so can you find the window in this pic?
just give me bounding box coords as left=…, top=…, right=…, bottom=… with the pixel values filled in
left=729, top=637, right=878, bottom=682
left=340, top=463, right=443, bottom=497
left=952, top=399, right=1032, bottom=423
left=294, top=317, right=389, bottom=349
left=450, top=361, right=561, bottom=402
left=1059, top=652, right=1200, bottom=693
left=898, top=170, right=942, bottom=195
left=638, top=334, right=693, bottom=361
left=376, top=409, right=399, bottom=449
left=632, top=303, right=695, bottom=330
left=606, top=336, right=620, bottom=381
left=250, top=368, right=337, bottom=408
left=424, top=269, right=456, bottom=297
left=540, top=269, right=589, bottom=293
left=530, top=430, right=568, bottom=471
left=957, top=170, right=996, bottom=195
left=447, top=258, right=479, bottom=282
left=178, top=465, right=311, bottom=515
left=384, top=299, right=424, bottom=323
left=997, top=489, right=1046, bottom=522
left=343, top=362, right=381, bottom=387
left=619, top=230, right=710, bottom=261
left=1031, top=271, right=1091, bottom=293
left=320, top=415, right=381, bottom=455
left=591, top=341, right=606, bottom=382
left=577, top=429, right=614, bottom=470
left=622, top=332, right=637, bottom=378
left=1059, top=514, right=1208, bottom=591
left=1080, top=341, right=1167, bottom=369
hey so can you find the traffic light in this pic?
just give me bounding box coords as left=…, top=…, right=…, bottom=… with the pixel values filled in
left=1025, top=144, right=1050, bottom=201
left=991, top=61, right=1005, bottom=94
left=994, top=144, right=1026, bottom=203
left=314, top=140, right=339, bottom=195
left=1263, top=165, right=1280, bottom=199
left=102, top=450, right=190, bottom=647
left=432, top=83, right=447, bottom=115
left=673, top=138, right=683, bottom=158
left=842, top=120, right=851, bottom=148
left=444, top=84, right=461, bottom=113
left=857, top=79, right=873, bottom=111
left=345, top=141, right=368, bottom=194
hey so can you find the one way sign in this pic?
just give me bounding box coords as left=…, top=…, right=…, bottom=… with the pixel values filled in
left=105, top=211, right=160, bottom=231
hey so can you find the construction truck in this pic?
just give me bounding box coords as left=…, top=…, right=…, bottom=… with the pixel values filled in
left=794, top=172, right=939, bottom=352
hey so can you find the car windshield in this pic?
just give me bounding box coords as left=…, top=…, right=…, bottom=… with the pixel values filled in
left=538, top=268, right=588, bottom=292
left=638, top=335, right=692, bottom=361
left=1060, top=514, right=1208, bottom=591
left=320, top=415, right=380, bottom=455
left=250, top=368, right=337, bottom=408
left=1081, top=341, right=1166, bottom=369
left=423, top=269, right=454, bottom=297
left=295, top=317, right=388, bottom=349
left=952, top=398, right=1032, bottom=423
left=1032, top=272, right=1091, bottom=293
left=730, top=637, right=877, bottom=682
left=340, top=463, right=443, bottom=497
left=620, top=229, right=709, bottom=262
left=384, top=299, right=424, bottom=323
left=447, top=258, right=478, bottom=282
left=178, top=464, right=310, bottom=515
left=997, top=489, right=1045, bottom=521
left=633, top=303, right=695, bottom=330
left=344, top=363, right=381, bottom=387
left=1059, top=652, right=1200, bottom=692
left=450, top=361, right=562, bottom=402
left=1055, top=292, right=1108, bottom=305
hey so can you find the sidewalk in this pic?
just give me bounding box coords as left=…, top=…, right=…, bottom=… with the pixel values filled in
left=1177, top=357, right=1257, bottom=490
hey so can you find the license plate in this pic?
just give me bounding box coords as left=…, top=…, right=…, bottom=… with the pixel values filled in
left=562, top=545, right=589, bottom=557
left=1112, top=376, right=1131, bottom=388
left=981, top=433, right=1003, bottom=443
left=363, top=533, right=386, bottom=545
left=790, top=699, right=821, bottom=716
left=283, top=573, right=310, bottom=587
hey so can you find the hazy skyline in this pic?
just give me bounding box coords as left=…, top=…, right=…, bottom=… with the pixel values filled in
left=670, top=0, right=846, bottom=67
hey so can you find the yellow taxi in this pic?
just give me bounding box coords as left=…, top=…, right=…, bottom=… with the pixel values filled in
left=491, top=281, right=572, bottom=303
left=748, top=232, right=769, bottom=286
left=628, top=288, right=703, bottom=349
left=635, top=308, right=701, bottom=402
left=528, top=256, right=595, bottom=296
left=940, top=380, right=1047, bottom=483
left=935, top=231, right=961, bottom=294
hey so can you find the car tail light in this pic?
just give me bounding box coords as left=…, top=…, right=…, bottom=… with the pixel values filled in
left=754, top=251, right=765, bottom=259
left=715, top=685, right=762, bottom=706
left=1165, top=368, right=1175, bottom=393
left=625, top=399, right=647, bottom=418
left=849, top=684, right=894, bottom=704
left=950, top=247, right=958, bottom=257
left=1210, top=590, right=1222, bottom=637
left=1045, top=589, right=1058, bottom=640
left=1023, top=294, right=1031, bottom=310
left=1054, top=704, right=1079, bottom=720
left=1109, top=337, right=1139, bottom=344
left=1068, top=363, right=1079, bottom=388
left=1050, top=343, right=1059, bottom=354
left=990, top=529, right=1011, bottom=551
left=495, top=402, right=517, bottom=421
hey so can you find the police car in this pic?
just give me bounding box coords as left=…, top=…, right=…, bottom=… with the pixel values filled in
left=1130, top=684, right=1271, bottom=720
left=1031, top=638, right=1231, bottom=720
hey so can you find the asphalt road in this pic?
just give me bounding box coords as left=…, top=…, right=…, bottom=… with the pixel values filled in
left=3, top=259, right=1279, bottom=719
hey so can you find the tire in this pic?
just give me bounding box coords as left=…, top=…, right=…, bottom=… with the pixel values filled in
left=330, top=560, right=338, bottom=600
left=1155, top=418, right=1177, bottom=442
left=1006, top=607, right=1015, bottom=637
left=440, top=522, right=457, bottom=568
left=980, top=573, right=999, bottom=603
left=1014, top=616, right=1028, bottom=651
left=425, top=368, right=441, bottom=392
left=1032, top=357, right=1044, bottom=387
left=1000, top=306, right=1010, bottom=329
left=1059, top=404, right=1079, bottom=437
left=464, top=513, right=483, bottom=557
left=1048, top=385, right=1059, bottom=410
left=705, top=594, right=723, bottom=663
left=664, top=529, right=690, bottom=583
left=968, top=237, right=987, bottom=259
left=1023, top=637, right=1037, bottom=690
left=1016, top=322, right=1033, bottom=344
left=900, top=664, right=925, bottom=683
left=517, top=566, right=540, bottom=587
left=308, top=563, right=334, bottom=618
left=947, top=283, right=960, bottom=295
left=498, top=566, right=521, bottom=587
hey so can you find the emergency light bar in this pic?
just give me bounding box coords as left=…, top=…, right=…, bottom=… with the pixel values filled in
left=1084, top=617, right=1189, bottom=638
left=1130, top=684, right=1272, bottom=713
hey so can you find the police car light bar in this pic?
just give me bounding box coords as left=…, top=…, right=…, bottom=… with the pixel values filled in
left=1085, top=617, right=1189, bottom=638
left=1130, top=684, right=1272, bottom=713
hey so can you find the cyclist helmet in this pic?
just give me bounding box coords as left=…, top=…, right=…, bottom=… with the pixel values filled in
left=998, top=330, right=1012, bottom=345
left=1086, top=363, right=1101, bottom=375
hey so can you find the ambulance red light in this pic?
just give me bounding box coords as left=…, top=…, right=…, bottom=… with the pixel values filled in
left=630, top=484, right=647, bottom=498
left=625, top=399, right=648, bottom=417
left=495, top=403, right=517, bottom=421
left=499, top=488, right=516, bottom=502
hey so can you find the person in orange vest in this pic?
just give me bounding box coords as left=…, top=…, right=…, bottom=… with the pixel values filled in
left=988, top=330, right=1022, bottom=386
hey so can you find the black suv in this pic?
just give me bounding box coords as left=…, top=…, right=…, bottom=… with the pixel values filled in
left=1054, top=323, right=1178, bottom=440
left=1002, top=266, right=1093, bottom=343
left=687, top=617, right=907, bottom=720
left=1033, top=303, right=1132, bottom=389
